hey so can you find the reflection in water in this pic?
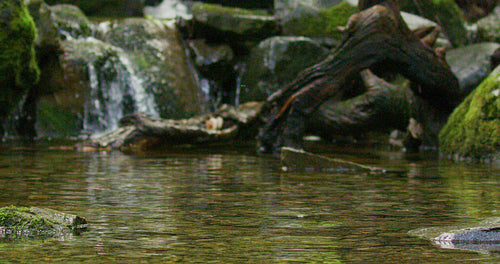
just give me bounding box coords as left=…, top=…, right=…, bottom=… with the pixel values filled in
left=0, top=145, right=498, bottom=263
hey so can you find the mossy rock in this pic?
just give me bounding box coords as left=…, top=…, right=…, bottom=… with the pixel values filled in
left=281, top=1, right=358, bottom=40
left=0, top=0, right=40, bottom=119
left=191, top=3, right=278, bottom=37
left=49, top=4, right=92, bottom=38
left=43, top=0, right=144, bottom=17
left=101, top=18, right=210, bottom=119
left=400, top=0, right=467, bottom=47
left=0, top=206, right=87, bottom=239
left=239, top=36, right=329, bottom=103
left=439, top=67, right=500, bottom=162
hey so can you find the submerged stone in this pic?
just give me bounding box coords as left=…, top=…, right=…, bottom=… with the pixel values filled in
left=0, top=206, right=87, bottom=239
left=409, top=218, right=500, bottom=254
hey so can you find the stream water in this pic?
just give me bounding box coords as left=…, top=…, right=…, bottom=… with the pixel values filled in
left=0, top=142, right=499, bottom=263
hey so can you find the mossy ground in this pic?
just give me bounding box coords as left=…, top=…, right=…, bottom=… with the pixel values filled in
left=439, top=71, right=500, bottom=160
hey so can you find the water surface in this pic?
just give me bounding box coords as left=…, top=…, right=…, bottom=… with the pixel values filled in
left=0, top=142, right=499, bottom=263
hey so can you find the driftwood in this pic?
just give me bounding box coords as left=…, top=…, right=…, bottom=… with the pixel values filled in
left=77, top=102, right=264, bottom=151
left=257, top=0, right=460, bottom=153
left=280, top=147, right=407, bottom=173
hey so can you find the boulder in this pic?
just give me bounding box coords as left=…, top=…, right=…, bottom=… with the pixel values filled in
left=476, top=6, right=500, bottom=43
left=43, top=0, right=144, bottom=17
left=100, top=18, right=209, bottom=119
left=446, top=42, right=500, bottom=96
left=277, top=1, right=358, bottom=41
left=0, top=206, right=87, bottom=239
left=239, top=36, right=329, bottom=103
left=191, top=3, right=278, bottom=42
left=188, top=39, right=236, bottom=106
left=0, top=0, right=40, bottom=120
left=439, top=66, right=500, bottom=162
left=49, top=4, right=92, bottom=39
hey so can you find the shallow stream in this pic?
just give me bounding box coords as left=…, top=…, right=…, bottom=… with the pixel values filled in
left=0, top=142, right=499, bottom=263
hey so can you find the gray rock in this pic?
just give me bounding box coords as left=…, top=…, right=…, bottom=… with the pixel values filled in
left=476, top=6, right=500, bottom=43
left=447, top=42, right=500, bottom=96
left=409, top=217, right=500, bottom=254
left=239, top=36, right=329, bottom=103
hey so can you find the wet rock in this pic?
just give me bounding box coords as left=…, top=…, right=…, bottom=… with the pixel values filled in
left=188, top=39, right=236, bottom=106
left=400, top=0, right=468, bottom=47
left=239, top=36, right=329, bottom=103
left=43, top=0, right=144, bottom=17
left=446, top=42, right=500, bottom=96
left=36, top=38, right=135, bottom=137
left=476, top=6, right=500, bottom=43
left=439, top=66, right=500, bottom=162
left=100, top=18, right=209, bottom=119
left=0, top=0, right=40, bottom=120
left=0, top=206, right=87, bottom=239
left=409, top=217, right=500, bottom=254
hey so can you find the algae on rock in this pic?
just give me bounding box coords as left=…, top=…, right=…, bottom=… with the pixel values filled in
left=0, top=206, right=87, bottom=239
left=439, top=67, right=500, bottom=161
left=0, top=0, right=40, bottom=120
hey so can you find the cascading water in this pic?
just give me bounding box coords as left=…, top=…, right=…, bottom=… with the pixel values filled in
left=82, top=38, right=159, bottom=138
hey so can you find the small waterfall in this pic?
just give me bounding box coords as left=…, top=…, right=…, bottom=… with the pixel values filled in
left=83, top=39, right=159, bottom=137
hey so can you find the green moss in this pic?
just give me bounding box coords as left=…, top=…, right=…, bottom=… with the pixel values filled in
left=0, top=0, right=40, bottom=118
left=192, top=3, right=276, bottom=36
left=0, top=206, right=54, bottom=234
left=284, top=2, right=358, bottom=40
left=192, top=3, right=269, bottom=17
left=439, top=71, right=500, bottom=160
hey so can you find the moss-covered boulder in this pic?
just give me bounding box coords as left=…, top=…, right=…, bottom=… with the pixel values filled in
left=439, top=66, right=500, bottom=162
left=476, top=6, right=500, bottom=43
left=191, top=3, right=278, bottom=39
left=0, top=206, right=87, bottom=239
left=0, top=0, right=40, bottom=120
left=43, top=0, right=144, bottom=17
left=279, top=1, right=358, bottom=41
left=400, top=0, right=468, bottom=47
left=239, top=36, right=329, bottom=103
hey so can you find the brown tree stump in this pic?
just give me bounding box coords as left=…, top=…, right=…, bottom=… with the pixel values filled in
left=257, top=0, right=460, bottom=153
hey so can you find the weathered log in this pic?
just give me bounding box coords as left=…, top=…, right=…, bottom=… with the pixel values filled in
left=258, top=0, right=459, bottom=153
left=77, top=102, right=264, bottom=151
